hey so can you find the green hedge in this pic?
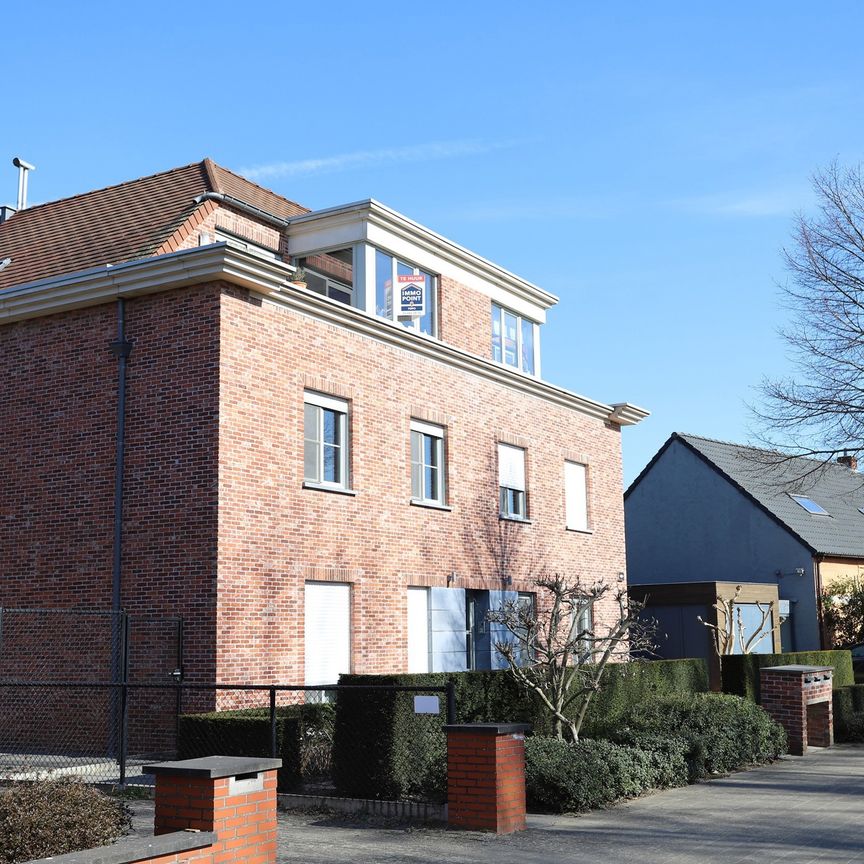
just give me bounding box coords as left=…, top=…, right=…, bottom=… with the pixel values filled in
left=721, top=650, right=854, bottom=702
left=833, top=684, right=864, bottom=742
left=333, top=660, right=708, bottom=800
left=613, top=693, right=787, bottom=778
left=524, top=736, right=688, bottom=813
left=177, top=703, right=333, bottom=791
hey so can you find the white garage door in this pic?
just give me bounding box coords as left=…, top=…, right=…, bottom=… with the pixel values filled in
left=304, top=582, right=351, bottom=686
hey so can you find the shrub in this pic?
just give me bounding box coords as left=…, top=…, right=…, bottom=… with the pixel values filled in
left=0, top=779, right=130, bottom=864
left=721, top=650, right=854, bottom=702
left=177, top=702, right=334, bottom=791
left=615, top=693, right=787, bottom=778
left=833, top=684, right=864, bottom=742
left=524, top=736, right=688, bottom=813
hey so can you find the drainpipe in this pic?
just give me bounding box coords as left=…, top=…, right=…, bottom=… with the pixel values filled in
left=110, top=299, right=133, bottom=617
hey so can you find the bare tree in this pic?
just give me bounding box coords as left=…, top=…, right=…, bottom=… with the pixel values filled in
left=697, top=585, right=776, bottom=655
left=756, top=161, right=864, bottom=466
left=487, top=573, right=655, bottom=742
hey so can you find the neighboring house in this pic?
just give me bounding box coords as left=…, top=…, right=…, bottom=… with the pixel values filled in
left=0, top=160, right=648, bottom=686
left=625, top=432, right=864, bottom=654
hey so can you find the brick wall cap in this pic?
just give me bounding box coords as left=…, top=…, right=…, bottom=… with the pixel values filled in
left=144, top=755, right=282, bottom=778
left=761, top=665, right=834, bottom=674
left=27, top=830, right=216, bottom=864
left=444, top=723, right=532, bottom=735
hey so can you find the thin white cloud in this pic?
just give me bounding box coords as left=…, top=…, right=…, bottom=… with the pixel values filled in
left=664, top=187, right=811, bottom=218
left=241, top=139, right=524, bottom=181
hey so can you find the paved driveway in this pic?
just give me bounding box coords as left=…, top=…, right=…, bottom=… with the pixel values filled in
left=276, top=745, right=864, bottom=864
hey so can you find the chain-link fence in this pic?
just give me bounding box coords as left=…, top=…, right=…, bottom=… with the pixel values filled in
left=0, top=681, right=455, bottom=803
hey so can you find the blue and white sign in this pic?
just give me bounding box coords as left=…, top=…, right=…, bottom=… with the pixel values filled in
left=398, top=274, right=426, bottom=318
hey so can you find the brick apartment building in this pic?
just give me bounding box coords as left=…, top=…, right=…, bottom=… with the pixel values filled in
left=0, top=159, right=648, bottom=685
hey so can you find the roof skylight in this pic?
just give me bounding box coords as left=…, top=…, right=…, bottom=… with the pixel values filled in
left=789, top=494, right=830, bottom=516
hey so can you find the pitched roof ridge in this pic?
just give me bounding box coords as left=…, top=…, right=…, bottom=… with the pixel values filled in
left=201, top=157, right=221, bottom=193
left=209, top=161, right=308, bottom=213
left=9, top=160, right=208, bottom=216
left=678, top=432, right=830, bottom=467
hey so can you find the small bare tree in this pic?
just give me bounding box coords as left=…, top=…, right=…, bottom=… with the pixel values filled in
left=698, top=585, right=776, bottom=655
left=487, top=573, right=655, bottom=742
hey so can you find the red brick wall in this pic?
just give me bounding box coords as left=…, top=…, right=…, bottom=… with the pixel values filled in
left=0, top=286, right=222, bottom=682
left=216, top=285, right=626, bottom=682
left=438, top=275, right=495, bottom=357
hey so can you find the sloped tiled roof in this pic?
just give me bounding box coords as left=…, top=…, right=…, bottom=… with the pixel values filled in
left=0, top=159, right=308, bottom=291
left=635, top=433, right=864, bottom=559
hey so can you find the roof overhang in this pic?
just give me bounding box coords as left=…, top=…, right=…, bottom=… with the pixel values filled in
left=286, top=199, right=558, bottom=322
left=0, top=243, right=646, bottom=428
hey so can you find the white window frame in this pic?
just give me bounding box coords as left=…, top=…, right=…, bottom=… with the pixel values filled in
left=498, top=443, right=527, bottom=520
left=410, top=420, right=446, bottom=505
left=303, top=391, right=350, bottom=489
left=564, top=461, right=590, bottom=532
left=492, top=302, right=540, bottom=376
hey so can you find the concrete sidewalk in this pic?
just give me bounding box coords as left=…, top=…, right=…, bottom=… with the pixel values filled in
left=274, top=745, right=864, bottom=864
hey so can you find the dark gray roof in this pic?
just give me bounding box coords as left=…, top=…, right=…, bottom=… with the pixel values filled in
left=676, top=433, right=864, bottom=559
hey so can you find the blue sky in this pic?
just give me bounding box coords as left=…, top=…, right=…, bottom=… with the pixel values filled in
left=6, top=1, right=864, bottom=484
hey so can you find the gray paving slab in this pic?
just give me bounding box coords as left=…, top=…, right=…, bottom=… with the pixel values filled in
left=119, top=744, right=864, bottom=864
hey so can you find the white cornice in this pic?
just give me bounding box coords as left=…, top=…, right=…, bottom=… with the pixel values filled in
left=0, top=244, right=647, bottom=427
left=287, top=199, right=559, bottom=312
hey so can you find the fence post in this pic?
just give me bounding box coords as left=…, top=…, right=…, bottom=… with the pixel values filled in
left=269, top=686, right=277, bottom=758
left=446, top=681, right=456, bottom=725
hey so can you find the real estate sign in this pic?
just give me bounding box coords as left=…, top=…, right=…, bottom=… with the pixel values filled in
left=397, top=274, right=426, bottom=318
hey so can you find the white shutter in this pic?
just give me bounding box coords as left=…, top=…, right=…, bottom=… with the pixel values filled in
left=565, top=461, right=588, bottom=531
left=498, top=444, right=525, bottom=490
left=407, top=588, right=431, bottom=672
left=304, top=582, right=351, bottom=685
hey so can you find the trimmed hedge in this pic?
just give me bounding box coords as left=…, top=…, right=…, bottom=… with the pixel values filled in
left=524, top=736, right=688, bottom=813
left=613, top=693, right=787, bottom=778
left=0, top=780, right=130, bottom=864
left=833, top=684, right=864, bottom=742
left=333, top=660, right=708, bottom=800
left=721, top=650, right=854, bottom=702
left=177, top=703, right=333, bottom=791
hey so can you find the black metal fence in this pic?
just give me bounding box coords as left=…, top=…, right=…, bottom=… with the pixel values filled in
left=0, top=680, right=455, bottom=804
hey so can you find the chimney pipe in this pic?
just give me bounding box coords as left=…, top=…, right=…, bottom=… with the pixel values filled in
left=837, top=453, right=858, bottom=471
left=12, top=157, right=35, bottom=210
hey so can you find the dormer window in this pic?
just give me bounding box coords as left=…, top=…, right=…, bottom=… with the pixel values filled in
left=298, top=248, right=354, bottom=306
left=492, top=303, right=538, bottom=375
left=374, top=249, right=436, bottom=336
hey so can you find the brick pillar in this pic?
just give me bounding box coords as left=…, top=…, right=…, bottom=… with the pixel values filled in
left=760, top=665, right=833, bottom=756
left=445, top=723, right=530, bottom=834
left=145, top=755, right=282, bottom=863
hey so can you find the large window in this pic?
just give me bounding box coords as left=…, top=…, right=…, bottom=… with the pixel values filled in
left=304, top=391, right=349, bottom=488
left=491, top=303, right=537, bottom=375
left=564, top=461, right=589, bottom=531
left=410, top=420, right=446, bottom=505
left=498, top=443, right=527, bottom=519
left=298, top=248, right=354, bottom=306
left=375, top=249, right=436, bottom=336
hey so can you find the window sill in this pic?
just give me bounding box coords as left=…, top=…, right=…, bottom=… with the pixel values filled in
left=499, top=515, right=533, bottom=525
left=409, top=498, right=453, bottom=512
left=566, top=527, right=594, bottom=535
left=302, top=482, right=357, bottom=496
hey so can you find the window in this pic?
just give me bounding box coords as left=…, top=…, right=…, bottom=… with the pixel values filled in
left=375, top=249, right=436, bottom=336
left=304, top=582, right=351, bottom=687
left=304, top=391, right=349, bottom=488
left=498, top=443, right=527, bottom=519
left=570, top=601, right=593, bottom=662
left=407, top=587, right=431, bottom=673
left=564, top=461, right=589, bottom=531
left=297, top=248, right=354, bottom=306
left=492, top=303, right=538, bottom=374
left=789, top=494, right=830, bottom=516
left=411, top=420, right=446, bottom=504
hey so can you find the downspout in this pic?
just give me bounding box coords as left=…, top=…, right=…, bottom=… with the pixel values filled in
left=110, top=299, right=133, bottom=616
